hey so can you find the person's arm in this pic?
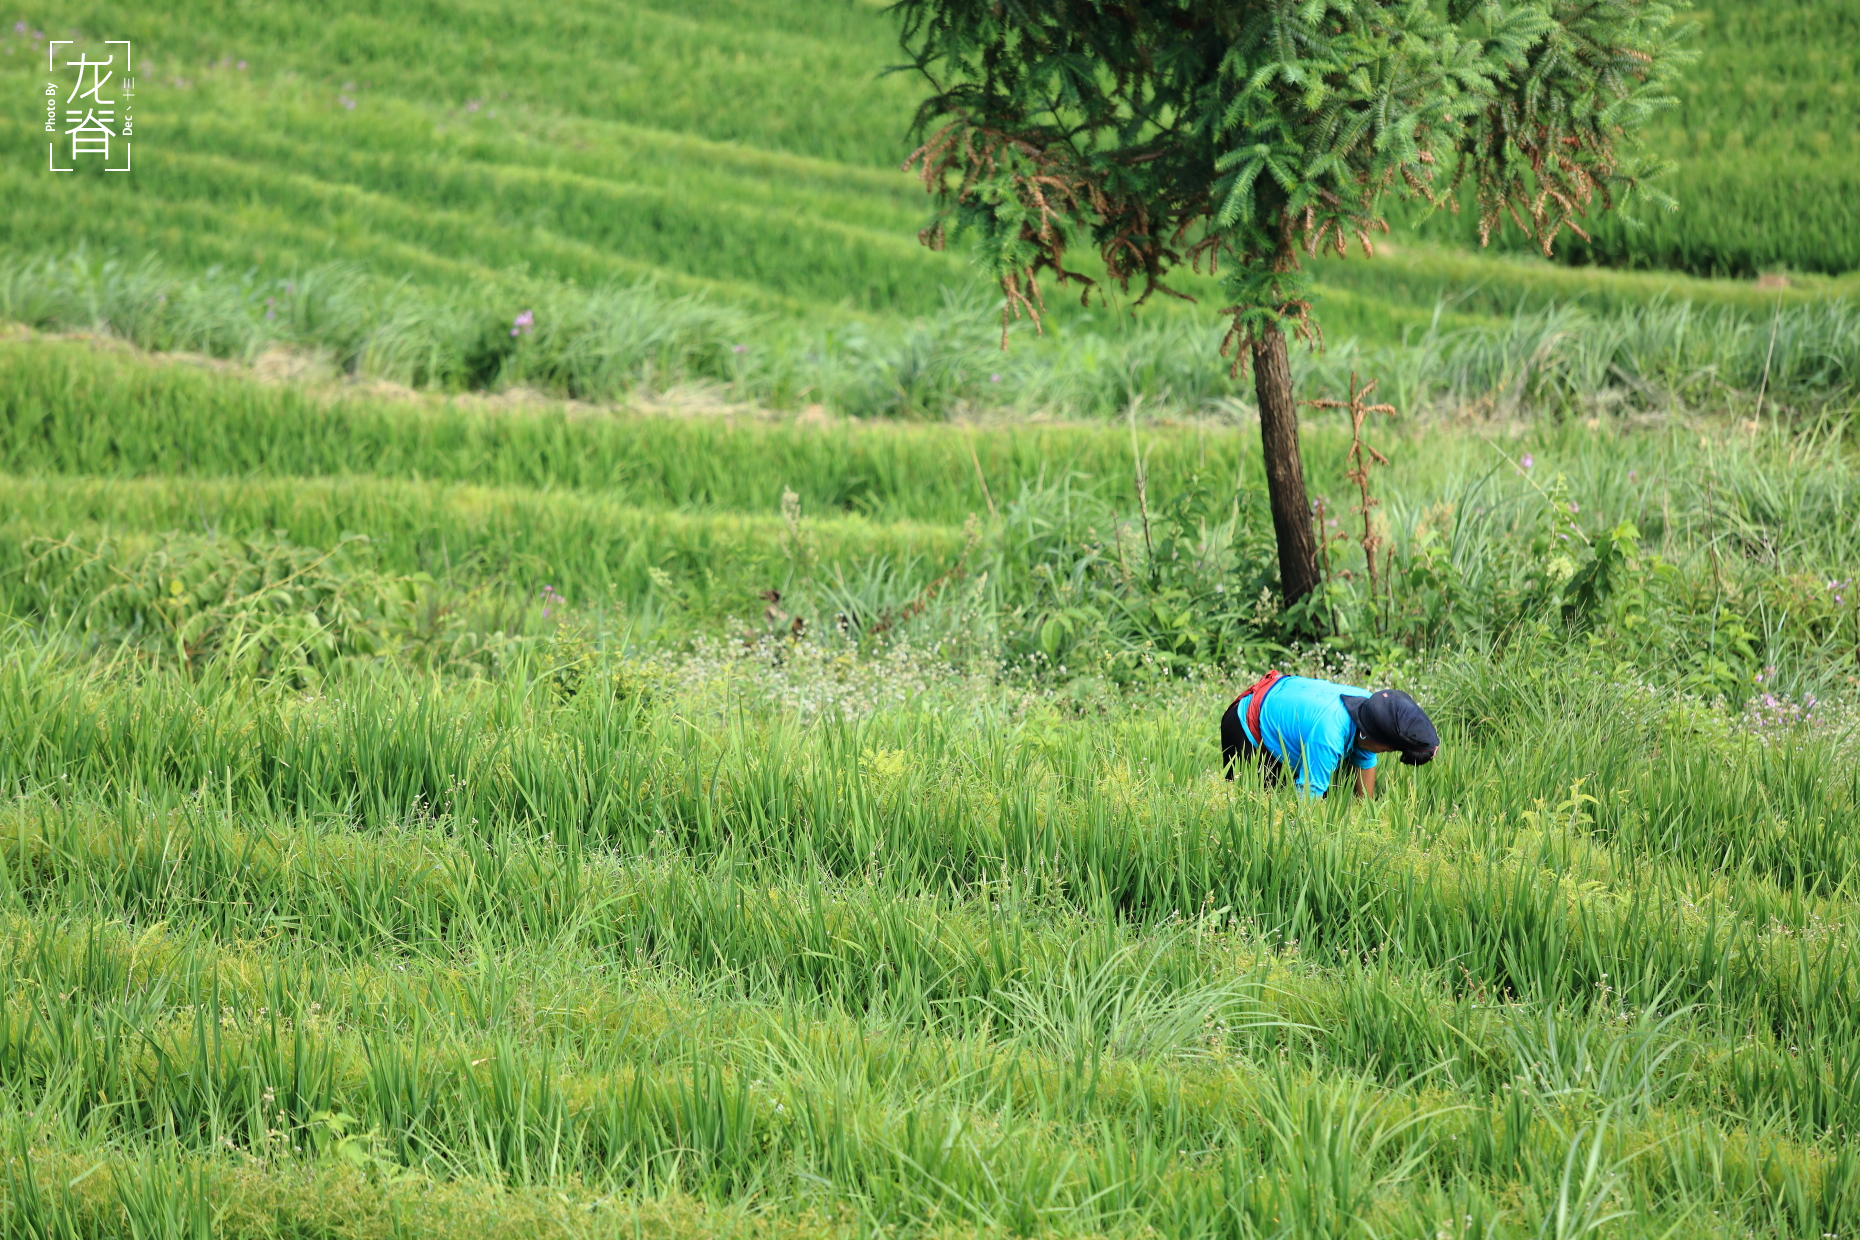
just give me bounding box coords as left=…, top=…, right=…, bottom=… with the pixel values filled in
left=1355, top=766, right=1377, bottom=799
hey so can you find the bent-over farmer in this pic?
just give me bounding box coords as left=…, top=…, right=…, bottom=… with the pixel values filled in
left=1221, top=671, right=1439, bottom=798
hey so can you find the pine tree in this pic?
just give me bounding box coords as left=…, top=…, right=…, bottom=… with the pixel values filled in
left=894, top=0, right=1690, bottom=614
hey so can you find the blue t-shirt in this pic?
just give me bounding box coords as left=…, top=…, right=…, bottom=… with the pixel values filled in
left=1235, top=676, right=1378, bottom=798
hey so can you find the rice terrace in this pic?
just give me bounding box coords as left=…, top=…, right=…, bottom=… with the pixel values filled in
left=0, top=0, right=1858, bottom=1236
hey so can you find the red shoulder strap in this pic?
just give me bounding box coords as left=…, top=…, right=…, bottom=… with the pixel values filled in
left=1230, top=670, right=1286, bottom=744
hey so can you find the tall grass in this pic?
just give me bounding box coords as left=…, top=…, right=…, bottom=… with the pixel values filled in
left=1, top=334, right=1854, bottom=530
left=0, top=254, right=752, bottom=397
left=0, top=0, right=1855, bottom=1228
left=2, top=258, right=1854, bottom=418
left=0, top=337, right=1855, bottom=700
left=0, top=395, right=1850, bottom=1233
left=0, top=643, right=1853, bottom=1234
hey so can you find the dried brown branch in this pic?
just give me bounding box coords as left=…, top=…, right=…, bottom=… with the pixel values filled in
left=1307, top=371, right=1399, bottom=616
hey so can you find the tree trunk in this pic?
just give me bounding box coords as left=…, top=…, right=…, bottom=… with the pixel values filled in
left=1251, top=323, right=1322, bottom=609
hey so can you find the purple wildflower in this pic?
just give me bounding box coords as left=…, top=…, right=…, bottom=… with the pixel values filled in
left=466, top=99, right=481, bottom=113
left=1520, top=453, right=1534, bottom=469
left=510, top=309, right=534, bottom=338
left=732, top=344, right=746, bottom=354
left=339, top=94, right=355, bottom=110
left=237, top=59, right=246, bottom=70
left=12, top=22, right=24, bottom=33
left=990, top=373, right=1001, bottom=383
left=1568, top=501, right=1579, bottom=514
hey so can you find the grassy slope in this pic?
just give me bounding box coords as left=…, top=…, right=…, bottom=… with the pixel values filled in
left=0, top=0, right=952, bottom=317
left=0, top=616, right=1858, bottom=1236
left=0, top=246, right=1853, bottom=1240
left=1410, top=1, right=1860, bottom=277
left=0, top=0, right=1853, bottom=361
left=0, top=4, right=1857, bottom=1235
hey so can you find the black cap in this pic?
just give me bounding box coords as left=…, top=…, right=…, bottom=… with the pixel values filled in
left=1348, top=689, right=1440, bottom=766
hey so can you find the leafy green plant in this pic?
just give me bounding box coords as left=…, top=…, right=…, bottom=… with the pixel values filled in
left=309, top=1112, right=413, bottom=1187
left=999, top=476, right=1285, bottom=681
left=20, top=532, right=418, bottom=684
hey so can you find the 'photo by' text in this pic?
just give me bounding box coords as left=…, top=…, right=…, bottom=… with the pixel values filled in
left=46, top=38, right=132, bottom=172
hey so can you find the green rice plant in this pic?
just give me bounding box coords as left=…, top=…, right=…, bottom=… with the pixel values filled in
left=0, top=336, right=1277, bottom=514
left=0, top=475, right=978, bottom=647
left=0, top=252, right=275, bottom=361
left=0, top=663, right=1853, bottom=1236
left=1313, top=297, right=1859, bottom=416
left=8, top=333, right=1860, bottom=539
left=0, top=370, right=1854, bottom=694
left=0, top=0, right=1850, bottom=454
left=0, top=1, right=948, bottom=310
left=982, top=935, right=1277, bottom=1063
left=17, top=529, right=420, bottom=682
left=0, top=256, right=752, bottom=398
left=0, top=0, right=1849, bottom=319
left=6, top=254, right=1855, bottom=422
left=508, top=282, right=748, bottom=400
left=4, top=2, right=1859, bottom=1233
left=0, top=640, right=1852, bottom=1043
